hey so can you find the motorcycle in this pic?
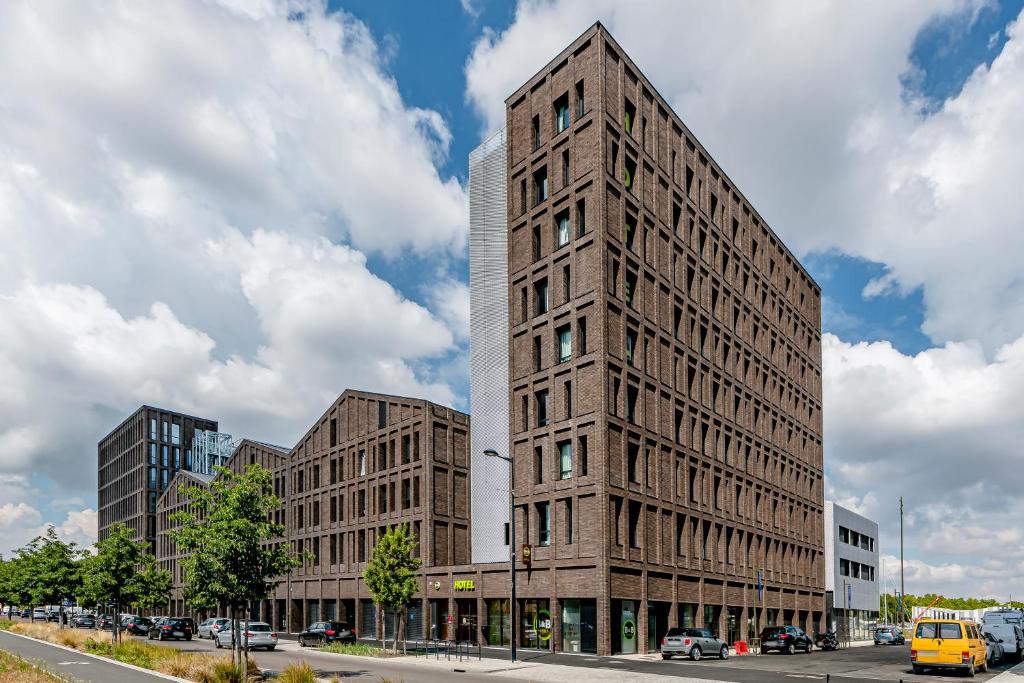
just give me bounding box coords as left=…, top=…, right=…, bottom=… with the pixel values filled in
left=814, top=631, right=839, bottom=651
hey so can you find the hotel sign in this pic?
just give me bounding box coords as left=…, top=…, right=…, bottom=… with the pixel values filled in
left=454, top=579, right=476, bottom=592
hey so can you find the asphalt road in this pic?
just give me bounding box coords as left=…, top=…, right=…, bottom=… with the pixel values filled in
left=151, top=633, right=1020, bottom=682
left=0, top=629, right=173, bottom=683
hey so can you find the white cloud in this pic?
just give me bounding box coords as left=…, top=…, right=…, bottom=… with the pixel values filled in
left=466, top=0, right=1024, bottom=352
left=823, top=333, right=1024, bottom=596
left=429, top=279, right=472, bottom=341
left=0, top=0, right=471, bottom=538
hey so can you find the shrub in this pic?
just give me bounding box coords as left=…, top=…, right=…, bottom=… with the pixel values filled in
left=276, top=661, right=316, bottom=683
left=320, top=642, right=397, bottom=657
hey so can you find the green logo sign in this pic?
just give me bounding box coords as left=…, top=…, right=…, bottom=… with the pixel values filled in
left=623, top=619, right=636, bottom=641
left=537, top=609, right=552, bottom=641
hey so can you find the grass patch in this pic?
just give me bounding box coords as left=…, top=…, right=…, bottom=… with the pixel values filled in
left=0, top=649, right=67, bottom=682
left=319, top=641, right=400, bottom=657
left=0, top=621, right=12, bottom=632
left=6, top=621, right=259, bottom=682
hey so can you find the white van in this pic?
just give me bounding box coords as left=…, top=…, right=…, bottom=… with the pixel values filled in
left=984, top=609, right=1024, bottom=626
left=982, top=623, right=1023, bottom=661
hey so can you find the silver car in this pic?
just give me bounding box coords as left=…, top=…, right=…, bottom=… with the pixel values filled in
left=215, top=621, right=278, bottom=651
left=198, top=617, right=230, bottom=639
left=661, top=627, right=730, bottom=660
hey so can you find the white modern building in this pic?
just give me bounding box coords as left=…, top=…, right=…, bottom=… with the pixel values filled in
left=468, top=129, right=510, bottom=564
left=824, top=501, right=880, bottom=639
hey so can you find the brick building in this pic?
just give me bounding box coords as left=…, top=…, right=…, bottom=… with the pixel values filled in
left=98, top=405, right=221, bottom=553
left=467, top=22, right=825, bottom=655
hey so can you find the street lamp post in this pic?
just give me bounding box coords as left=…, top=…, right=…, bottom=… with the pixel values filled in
left=485, top=448, right=516, bottom=664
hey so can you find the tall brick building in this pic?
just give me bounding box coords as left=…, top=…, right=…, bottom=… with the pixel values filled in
left=472, top=22, right=825, bottom=654
left=98, top=406, right=223, bottom=553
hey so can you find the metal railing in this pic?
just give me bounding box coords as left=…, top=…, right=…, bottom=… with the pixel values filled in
left=410, top=638, right=481, bottom=662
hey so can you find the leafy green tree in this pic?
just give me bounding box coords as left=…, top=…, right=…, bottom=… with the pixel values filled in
left=82, top=523, right=170, bottom=643
left=26, top=527, right=85, bottom=628
left=363, top=523, right=421, bottom=651
left=170, top=464, right=303, bottom=670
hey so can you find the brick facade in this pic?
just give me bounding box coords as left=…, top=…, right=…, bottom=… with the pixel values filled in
left=501, top=22, right=825, bottom=654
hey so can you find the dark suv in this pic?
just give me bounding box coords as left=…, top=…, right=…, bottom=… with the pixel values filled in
left=298, top=621, right=357, bottom=647
left=760, top=625, right=813, bottom=654
left=148, top=617, right=194, bottom=641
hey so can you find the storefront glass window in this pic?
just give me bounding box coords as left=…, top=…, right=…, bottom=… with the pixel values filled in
left=561, top=599, right=597, bottom=653
left=679, top=603, right=697, bottom=628
left=519, top=599, right=552, bottom=650
left=486, top=599, right=510, bottom=646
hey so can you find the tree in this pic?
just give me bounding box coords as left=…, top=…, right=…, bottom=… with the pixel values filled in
left=82, top=523, right=170, bottom=643
left=363, top=523, right=421, bottom=652
left=171, top=463, right=303, bottom=671
left=26, top=527, right=85, bottom=628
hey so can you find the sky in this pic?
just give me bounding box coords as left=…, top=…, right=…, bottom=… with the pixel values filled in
left=0, top=0, right=1022, bottom=601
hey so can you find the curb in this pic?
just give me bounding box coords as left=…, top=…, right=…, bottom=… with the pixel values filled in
left=0, top=628, right=193, bottom=683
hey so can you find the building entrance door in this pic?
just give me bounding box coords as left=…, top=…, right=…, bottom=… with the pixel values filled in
left=455, top=598, right=477, bottom=642
left=620, top=600, right=637, bottom=654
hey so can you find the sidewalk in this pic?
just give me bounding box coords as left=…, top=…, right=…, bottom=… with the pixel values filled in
left=991, top=658, right=1024, bottom=681
left=314, top=650, right=732, bottom=683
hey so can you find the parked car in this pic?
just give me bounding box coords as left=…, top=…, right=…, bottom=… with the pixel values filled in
left=760, top=625, right=813, bottom=654
left=660, top=627, right=729, bottom=660
left=19, top=609, right=30, bottom=618
left=147, top=617, right=193, bottom=641
left=214, top=621, right=277, bottom=651
left=45, top=610, right=61, bottom=622
left=984, top=631, right=1004, bottom=666
left=32, top=608, right=47, bottom=620
left=911, top=619, right=988, bottom=675
left=983, top=622, right=1024, bottom=661
left=198, top=617, right=230, bottom=640
left=874, top=626, right=905, bottom=645
left=298, top=621, right=357, bottom=647
left=71, top=614, right=96, bottom=629
left=98, top=614, right=115, bottom=630
left=123, top=616, right=153, bottom=636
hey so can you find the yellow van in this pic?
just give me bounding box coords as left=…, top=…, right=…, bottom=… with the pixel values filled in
left=911, top=619, right=988, bottom=676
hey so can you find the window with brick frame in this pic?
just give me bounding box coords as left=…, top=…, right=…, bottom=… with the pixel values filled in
left=555, top=209, right=570, bottom=248
left=553, top=93, right=569, bottom=134
left=576, top=197, right=586, bottom=236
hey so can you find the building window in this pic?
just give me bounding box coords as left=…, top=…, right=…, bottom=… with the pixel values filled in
left=150, top=444, right=157, bottom=465
left=624, top=157, right=636, bottom=191
left=624, top=217, right=636, bottom=251
left=576, top=198, right=586, bottom=236
left=161, top=469, right=168, bottom=490
left=561, top=149, right=570, bottom=186
left=150, top=418, right=157, bottom=440
left=579, top=435, right=588, bottom=476
left=628, top=500, right=641, bottom=548
left=557, top=325, right=572, bottom=363
left=533, top=167, right=548, bottom=206
left=535, top=279, right=549, bottom=315
left=149, top=491, right=157, bottom=513
left=359, top=450, right=366, bottom=476
left=624, top=99, right=636, bottom=134
left=533, top=335, right=542, bottom=372
left=625, top=328, right=637, bottom=366
left=577, top=317, right=587, bottom=355
left=625, top=271, right=637, bottom=307
left=626, top=385, right=638, bottom=424
left=563, top=380, right=572, bottom=419
left=162, top=420, right=168, bottom=442
left=162, top=446, right=168, bottom=467
left=562, top=264, right=571, bottom=304
left=538, top=502, right=551, bottom=547
left=564, top=499, right=574, bottom=544
left=628, top=443, right=640, bottom=484
left=534, top=446, right=544, bottom=484
left=559, top=441, right=572, bottom=480
left=378, top=400, right=387, bottom=428
left=531, top=115, right=541, bottom=151
left=520, top=177, right=527, bottom=214
left=535, top=389, right=549, bottom=427
left=554, top=94, right=569, bottom=134
left=149, top=467, right=156, bottom=488
left=575, top=80, right=585, bottom=118
left=555, top=210, right=570, bottom=248
left=171, top=423, right=180, bottom=445
left=174, top=447, right=180, bottom=469
left=504, top=522, right=510, bottom=546
left=532, top=224, right=542, bottom=260
left=330, top=418, right=337, bottom=447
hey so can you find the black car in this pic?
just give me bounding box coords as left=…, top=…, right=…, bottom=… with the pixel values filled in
left=148, top=617, right=194, bottom=641
left=124, top=616, right=153, bottom=636
left=298, top=621, right=356, bottom=647
left=71, top=615, right=96, bottom=629
left=760, top=625, right=813, bottom=654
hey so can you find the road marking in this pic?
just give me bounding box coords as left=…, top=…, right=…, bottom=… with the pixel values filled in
left=57, top=661, right=90, bottom=665
left=785, top=676, right=824, bottom=679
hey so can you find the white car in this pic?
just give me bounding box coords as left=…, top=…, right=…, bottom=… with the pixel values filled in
left=983, top=623, right=1023, bottom=661
left=984, top=631, right=1005, bottom=665
left=198, top=617, right=230, bottom=639
left=214, top=621, right=277, bottom=651
left=32, top=608, right=47, bottom=620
